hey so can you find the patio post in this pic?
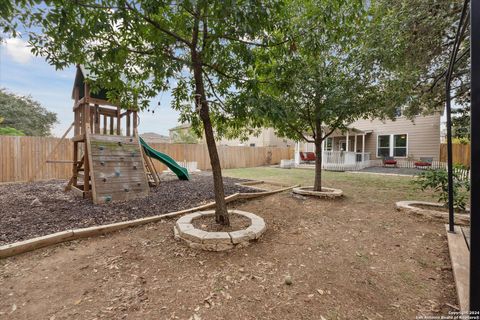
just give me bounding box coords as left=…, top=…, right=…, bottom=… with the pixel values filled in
left=346, top=131, right=349, bottom=151
left=362, top=134, right=365, bottom=162
left=294, top=141, right=300, bottom=166
left=322, top=133, right=325, bottom=168
left=354, top=134, right=358, bottom=153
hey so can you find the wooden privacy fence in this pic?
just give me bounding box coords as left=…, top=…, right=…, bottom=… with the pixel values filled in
left=0, top=136, right=73, bottom=183
left=0, top=136, right=294, bottom=183
left=440, top=143, right=471, bottom=168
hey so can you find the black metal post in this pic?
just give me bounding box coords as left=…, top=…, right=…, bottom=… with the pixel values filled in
left=446, top=79, right=455, bottom=233
left=470, top=0, right=480, bottom=312
left=446, top=0, right=470, bottom=232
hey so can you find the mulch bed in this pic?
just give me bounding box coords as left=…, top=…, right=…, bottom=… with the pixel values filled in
left=192, top=212, right=251, bottom=232
left=0, top=173, right=255, bottom=245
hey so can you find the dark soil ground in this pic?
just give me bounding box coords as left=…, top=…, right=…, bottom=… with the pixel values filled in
left=0, top=169, right=457, bottom=319
left=192, top=213, right=251, bottom=232
left=0, top=173, right=255, bottom=245
left=0, top=193, right=456, bottom=319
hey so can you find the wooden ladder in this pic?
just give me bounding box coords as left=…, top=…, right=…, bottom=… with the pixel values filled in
left=65, top=155, right=86, bottom=191
left=142, top=149, right=160, bottom=187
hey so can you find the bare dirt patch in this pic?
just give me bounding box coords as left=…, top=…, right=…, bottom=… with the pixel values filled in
left=245, top=183, right=281, bottom=191
left=0, top=173, right=255, bottom=245
left=192, top=213, right=251, bottom=232
left=0, top=190, right=456, bottom=319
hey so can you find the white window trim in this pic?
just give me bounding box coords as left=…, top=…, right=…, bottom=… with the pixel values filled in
left=325, top=137, right=333, bottom=151
left=376, top=134, right=408, bottom=158
left=393, top=133, right=408, bottom=158
left=376, top=135, right=391, bottom=158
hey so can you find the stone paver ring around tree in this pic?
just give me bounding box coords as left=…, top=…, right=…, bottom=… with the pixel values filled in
left=174, top=210, right=266, bottom=251
left=292, top=186, right=343, bottom=199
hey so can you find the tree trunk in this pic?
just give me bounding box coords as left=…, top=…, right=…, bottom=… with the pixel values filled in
left=313, top=119, right=323, bottom=192
left=313, top=137, right=323, bottom=192
left=192, top=59, right=229, bottom=225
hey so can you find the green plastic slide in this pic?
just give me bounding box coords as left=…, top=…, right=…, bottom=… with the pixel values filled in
left=139, top=137, right=190, bottom=180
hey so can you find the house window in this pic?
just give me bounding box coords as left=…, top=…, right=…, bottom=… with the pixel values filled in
left=325, top=138, right=333, bottom=151
left=393, top=134, right=407, bottom=157
left=377, top=134, right=408, bottom=157
left=377, top=135, right=390, bottom=157
left=395, top=106, right=406, bottom=118
left=249, top=143, right=255, bottom=147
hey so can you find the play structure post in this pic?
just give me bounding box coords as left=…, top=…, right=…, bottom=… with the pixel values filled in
left=133, top=111, right=138, bottom=136
left=116, top=107, right=121, bottom=135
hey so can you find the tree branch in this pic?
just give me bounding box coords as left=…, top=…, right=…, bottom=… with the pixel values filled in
left=94, top=34, right=191, bottom=66
left=124, top=1, right=193, bottom=47
left=203, top=71, right=229, bottom=113
left=286, top=124, right=313, bottom=143
left=202, top=15, right=208, bottom=52
left=202, top=62, right=249, bottom=82
left=216, top=34, right=290, bottom=48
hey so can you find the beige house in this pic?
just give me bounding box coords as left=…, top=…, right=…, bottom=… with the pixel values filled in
left=217, top=127, right=295, bottom=147
left=140, top=132, right=170, bottom=144
left=169, top=123, right=295, bottom=147
left=169, top=123, right=194, bottom=142
left=296, top=113, right=441, bottom=170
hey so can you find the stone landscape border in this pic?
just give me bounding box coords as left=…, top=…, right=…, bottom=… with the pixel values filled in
left=0, top=181, right=298, bottom=259
left=292, top=186, right=343, bottom=199
left=395, top=200, right=470, bottom=225
left=445, top=224, right=470, bottom=312
left=174, top=210, right=266, bottom=251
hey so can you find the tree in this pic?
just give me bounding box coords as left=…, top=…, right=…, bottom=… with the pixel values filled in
left=452, top=105, right=470, bottom=141
left=253, top=0, right=393, bottom=192
left=11, top=0, right=285, bottom=225
left=0, top=127, right=25, bottom=136
left=172, top=128, right=198, bottom=144
left=0, top=89, right=57, bottom=136
left=368, top=0, right=469, bottom=116
left=0, top=116, right=25, bottom=136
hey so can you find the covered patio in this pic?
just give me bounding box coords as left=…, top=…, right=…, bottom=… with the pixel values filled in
left=294, top=127, right=373, bottom=171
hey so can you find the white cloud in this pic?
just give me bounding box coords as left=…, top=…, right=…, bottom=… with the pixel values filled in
left=2, top=38, right=34, bottom=64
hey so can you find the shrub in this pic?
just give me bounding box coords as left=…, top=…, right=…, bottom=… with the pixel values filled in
left=414, top=168, right=470, bottom=211
left=0, top=126, right=25, bottom=136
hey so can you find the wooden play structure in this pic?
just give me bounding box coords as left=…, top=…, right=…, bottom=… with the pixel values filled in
left=64, top=65, right=161, bottom=204
left=27, top=65, right=189, bottom=203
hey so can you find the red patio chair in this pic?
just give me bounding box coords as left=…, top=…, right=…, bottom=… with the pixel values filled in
left=383, top=156, right=397, bottom=167
left=299, top=152, right=308, bottom=162
left=299, top=152, right=316, bottom=163
left=306, top=152, right=316, bottom=162
left=415, top=157, right=433, bottom=169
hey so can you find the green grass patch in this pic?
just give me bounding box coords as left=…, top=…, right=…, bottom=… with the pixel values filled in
left=223, top=167, right=437, bottom=202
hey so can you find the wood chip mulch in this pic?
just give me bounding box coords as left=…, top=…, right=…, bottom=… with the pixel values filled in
left=0, top=173, right=255, bottom=245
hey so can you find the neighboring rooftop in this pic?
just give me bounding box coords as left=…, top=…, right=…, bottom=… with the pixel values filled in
left=140, top=132, right=170, bottom=143
left=169, top=123, right=192, bottom=131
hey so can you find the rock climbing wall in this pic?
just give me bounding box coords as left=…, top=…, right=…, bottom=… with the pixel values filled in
left=86, top=134, right=149, bottom=204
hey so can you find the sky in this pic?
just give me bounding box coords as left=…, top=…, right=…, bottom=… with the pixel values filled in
left=0, top=37, right=181, bottom=137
